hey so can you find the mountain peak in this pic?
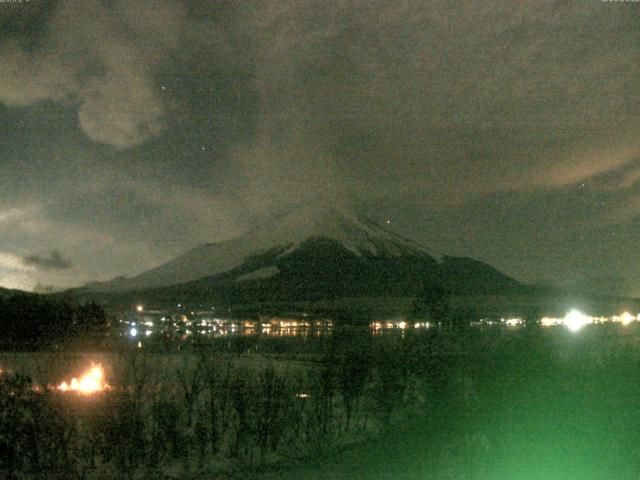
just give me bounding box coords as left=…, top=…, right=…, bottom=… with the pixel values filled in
left=245, top=202, right=428, bottom=257
left=86, top=203, right=431, bottom=292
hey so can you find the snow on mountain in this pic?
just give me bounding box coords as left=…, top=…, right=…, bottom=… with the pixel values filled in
left=87, top=204, right=433, bottom=292
left=235, top=266, right=280, bottom=282
left=249, top=203, right=428, bottom=257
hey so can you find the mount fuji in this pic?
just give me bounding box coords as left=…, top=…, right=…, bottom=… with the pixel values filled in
left=83, top=204, right=522, bottom=303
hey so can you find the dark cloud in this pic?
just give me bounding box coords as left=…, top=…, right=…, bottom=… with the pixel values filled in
left=22, top=249, right=72, bottom=271
left=0, top=0, right=639, bottom=290
left=0, top=0, right=188, bottom=149
left=198, top=0, right=640, bottom=219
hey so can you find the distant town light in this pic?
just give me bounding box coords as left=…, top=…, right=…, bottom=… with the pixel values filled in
left=136, top=305, right=144, bottom=313
left=130, top=327, right=138, bottom=337
left=619, top=311, right=635, bottom=326
left=541, top=316, right=562, bottom=327
left=563, top=309, right=590, bottom=332
left=505, top=318, right=522, bottom=327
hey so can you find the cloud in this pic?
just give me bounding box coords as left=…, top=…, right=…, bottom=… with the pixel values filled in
left=221, top=0, right=640, bottom=208
left=22, top=249, right=73, bottom=271
left=31, top=283, right=63, bottom=294
left=77, top=72, right=166, bottom=149
left=0, top=252, right=30, bottom=272
left=0, top=251, right=36, bottom=290
left=0, top=0, right=187, bottom=149
left=526, top=144, right=640, bottom=190
left=0, top=207, right=26, bottom=223
left=1, top=0, right=640, bottom=289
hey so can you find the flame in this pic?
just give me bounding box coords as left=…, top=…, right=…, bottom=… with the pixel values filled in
left=57, top=364, right=109, bottom=395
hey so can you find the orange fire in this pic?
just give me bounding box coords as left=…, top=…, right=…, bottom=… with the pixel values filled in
left=57, top=364, right=109, bottom=395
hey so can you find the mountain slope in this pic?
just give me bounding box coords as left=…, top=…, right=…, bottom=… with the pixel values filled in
left=0, top=287, right=18, bottom=299
left=78, top=203, right=527, bottom=313
left=87, top=204, right=434, bottom=292
left=113, top=236, right=442, bottom=309
left=440, top=256, right=524, bottom=294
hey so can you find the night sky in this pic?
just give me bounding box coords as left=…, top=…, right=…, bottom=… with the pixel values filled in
left=0, top=0, right=638, bottom=292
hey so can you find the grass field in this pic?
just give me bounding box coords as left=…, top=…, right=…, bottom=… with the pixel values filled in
left=3, top=324, right=640, bottom=479
left=251, top=325, right=640, bottom=479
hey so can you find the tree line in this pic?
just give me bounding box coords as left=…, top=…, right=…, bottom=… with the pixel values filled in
left=0, top=293, right=108, bottom=349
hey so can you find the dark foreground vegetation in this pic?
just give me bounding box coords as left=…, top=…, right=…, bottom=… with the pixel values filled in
left=255, top=325, right=640, bottom=480
left=0, top=329, right=431, bottom=479
left=0, top=293, right=108, bottom=349
left=2, top=325, right=640, bottom=479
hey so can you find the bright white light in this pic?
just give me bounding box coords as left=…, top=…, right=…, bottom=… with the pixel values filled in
left=563, top=309, right=590, bottom=332
left=145, top=330, right=152, bottom=336
left=619, top=311, right=635, bottom=326
left=136, top=305, right=144, bottom=313
left=130, top=327, right=138, bottom=337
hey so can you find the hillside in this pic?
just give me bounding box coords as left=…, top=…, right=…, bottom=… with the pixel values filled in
left=72, top=203, right=527, bottom=315
left=86, top=204, right=432, bottom=293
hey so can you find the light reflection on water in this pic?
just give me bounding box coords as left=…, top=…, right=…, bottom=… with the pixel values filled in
left=120, top=309, right=640, bottom=341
